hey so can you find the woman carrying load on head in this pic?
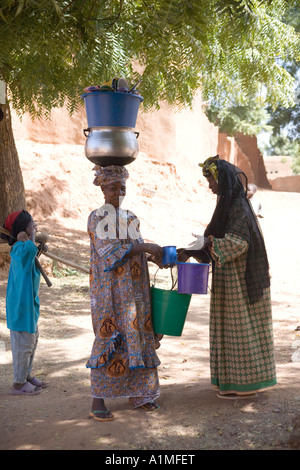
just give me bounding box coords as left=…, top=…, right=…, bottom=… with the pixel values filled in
left=87, top=165, right=163, bottom=421
left=178, top=155, right=277, bottom=399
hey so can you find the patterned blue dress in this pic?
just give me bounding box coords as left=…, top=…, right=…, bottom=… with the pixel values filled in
left=86, top=205, right=160, bottom=407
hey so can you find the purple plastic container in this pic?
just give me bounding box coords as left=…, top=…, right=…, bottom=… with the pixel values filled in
left=177, top=262, right=209, bottom=294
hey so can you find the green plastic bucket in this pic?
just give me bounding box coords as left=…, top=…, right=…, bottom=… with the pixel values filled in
left=151, top=286, right=192, bottom=336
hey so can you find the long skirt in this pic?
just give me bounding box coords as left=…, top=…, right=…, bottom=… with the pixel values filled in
left=90, top=355, right=160, bottom=408
left=210, top=234, right=277, bottom=394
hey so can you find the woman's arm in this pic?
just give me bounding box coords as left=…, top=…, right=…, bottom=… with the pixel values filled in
left=209, top=233, right=248, bottom=267
left=177, top=238, right=212, bottom=263
left=127, top=243, right=163, bottom=268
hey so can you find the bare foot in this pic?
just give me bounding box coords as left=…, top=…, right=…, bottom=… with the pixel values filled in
left=141, top=401, right=160, bottom=411
left=90, top=398, right=114, bottom=421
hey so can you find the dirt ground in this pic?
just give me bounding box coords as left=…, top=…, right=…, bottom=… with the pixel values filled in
left=0, top=141, right=300, bottom=452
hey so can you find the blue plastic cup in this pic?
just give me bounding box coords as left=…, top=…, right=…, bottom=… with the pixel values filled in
left=162, top=246, right=177, bottom=266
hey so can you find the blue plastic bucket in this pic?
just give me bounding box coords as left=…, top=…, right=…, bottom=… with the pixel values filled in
left=177, top=262, right=210, bottom=294
left=162, top=246, right=177, bottom=266
left=81, top=91, right=143, bottom=128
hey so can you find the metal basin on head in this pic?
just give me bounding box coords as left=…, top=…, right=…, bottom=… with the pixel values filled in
left=84, top=127, right=139, bottom=166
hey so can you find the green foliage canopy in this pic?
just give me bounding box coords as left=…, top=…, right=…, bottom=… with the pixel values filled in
left=265, top=2, right=300, bottom=151
left=0, top=0, right=299, bottom=117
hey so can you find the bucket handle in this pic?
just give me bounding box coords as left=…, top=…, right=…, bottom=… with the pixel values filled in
left=84, top=128, right=139, bottom=139
left=170, top=267, right=177, bottom=290
left=152, top=266, right=178, bottom=291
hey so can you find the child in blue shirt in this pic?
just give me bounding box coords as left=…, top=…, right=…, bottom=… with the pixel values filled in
left=3, top=210, right=47, bottom=395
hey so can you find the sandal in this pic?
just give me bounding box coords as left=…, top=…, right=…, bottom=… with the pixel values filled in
left=28, top=376, right=48, bottom=389
left=10, top=382, right=42, bottom=396
left=217, top=392, right=258, bottom=400
left=141, top=401, right=160, bottom=412
left=89, top=410, right=114, bottom=422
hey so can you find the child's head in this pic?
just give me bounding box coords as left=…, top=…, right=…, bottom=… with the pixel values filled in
left=2, top=210, right=34, bottom=246
left=17, top=231, right=29, bottom=242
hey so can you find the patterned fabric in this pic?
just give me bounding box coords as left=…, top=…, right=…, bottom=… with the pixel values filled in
left=86, top=206, right=160, bottom=407
left=198, top=155, right=220, bottom=181
left=93, top=165, right=129, bottom=188
left=203, top=160, right=270, bottom=305
left=208, top=222, right=277, bottom=394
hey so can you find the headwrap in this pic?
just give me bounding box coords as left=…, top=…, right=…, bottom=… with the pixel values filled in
left=93, top=165, right=129, bottom=188
left=3, top=211, right=21, bottom=232
left=203, top=159, right=270, bottom=305
left=1, top=210, right=32, bottom=246
left=199, top=155, right=220, bottom=181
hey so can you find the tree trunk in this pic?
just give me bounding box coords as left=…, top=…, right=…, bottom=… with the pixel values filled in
left=0, top=98, right=26, bottom=224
